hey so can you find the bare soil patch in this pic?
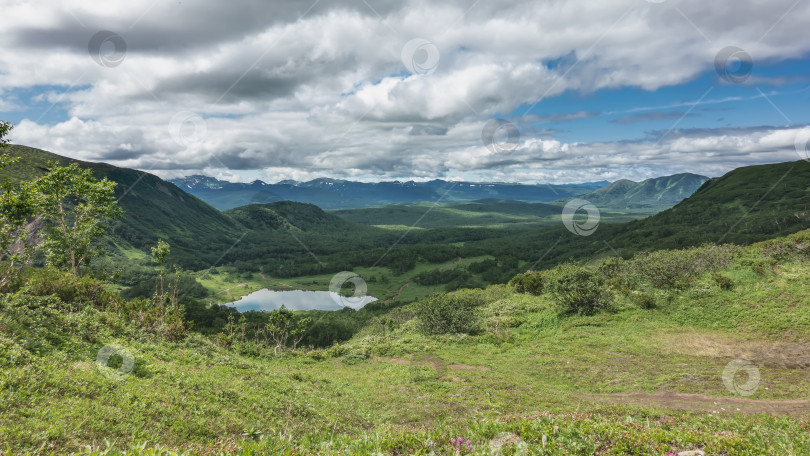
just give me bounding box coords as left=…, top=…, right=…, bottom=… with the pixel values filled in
left=585, top=391, right=810, bottom=415
left=659, top=331, right=810, bottom=369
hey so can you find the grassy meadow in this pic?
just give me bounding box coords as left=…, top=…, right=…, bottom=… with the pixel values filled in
left=3, top=231, right=810, bottom=455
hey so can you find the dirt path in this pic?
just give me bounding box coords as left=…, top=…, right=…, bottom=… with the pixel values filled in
left=381, top=282, right=410, bottom=304
left=584, top=391, right=810, bottom=415
left=372, top=354, right=490, bottom=372
left=212, top=283, right=248, bottom=298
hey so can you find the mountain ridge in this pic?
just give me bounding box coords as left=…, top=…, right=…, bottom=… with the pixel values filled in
left=552, top=173, right=710, bottom=213
left=170, top=175, right=611, bottom=210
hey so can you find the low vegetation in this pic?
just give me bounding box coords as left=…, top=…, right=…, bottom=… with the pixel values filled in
left=3, top=219, right=810, bottom=453
left=3, top=125, right=810, bottom=454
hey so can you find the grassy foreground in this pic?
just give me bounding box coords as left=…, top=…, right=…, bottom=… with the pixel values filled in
left=2, top=232, right=810, bottom=454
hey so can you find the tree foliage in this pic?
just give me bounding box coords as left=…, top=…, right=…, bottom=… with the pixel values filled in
left=151, top=239, right=172, bottom=302
left=33, top=162, right=122, bottom=275
left=265, top=305, right=312, bottom=354
left=0, top=123, right=37, bottom=287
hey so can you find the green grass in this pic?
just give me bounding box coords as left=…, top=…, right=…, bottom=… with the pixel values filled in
left=3, top=233, right=810, bottom=454
left=332, top=200, right=645, bottom=229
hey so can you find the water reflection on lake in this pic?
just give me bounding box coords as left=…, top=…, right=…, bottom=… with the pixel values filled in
left=226, top=289, right=378, bottom=312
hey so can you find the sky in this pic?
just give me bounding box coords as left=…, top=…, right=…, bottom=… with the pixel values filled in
left=1, top=0, right=810, bottom=184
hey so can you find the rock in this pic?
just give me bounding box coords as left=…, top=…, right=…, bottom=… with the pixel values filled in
left=678, top=451, right=705, bottom=456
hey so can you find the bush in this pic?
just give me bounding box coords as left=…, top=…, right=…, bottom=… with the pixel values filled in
left=760, top=229, right=810, bottom=260
left=711, top=273, right=735, bottom=290
left=20, top=267, right=120, bottom=310
left=630, top=245, right=737, bottom=289
left=630, top=291, right=656, bottom=309
left=414, top=291, right=482, bottom=335
left=545, top=263, right=611, bottom=315
left=509, top=271, right=545, bottom=295
left=745, top=258, right=776, bottom=276
left=593, top=256, right=625, bottom=280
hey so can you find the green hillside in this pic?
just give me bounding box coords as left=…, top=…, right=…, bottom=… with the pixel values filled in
left=614, top=160, right=810, bottom=248
left=0, top=147, right=399, bottom=275
left=554, top=173, right=709, bottom=214
left=477, top=160, right=810, bottom=271
left=1, top=145, right=242, bottom=269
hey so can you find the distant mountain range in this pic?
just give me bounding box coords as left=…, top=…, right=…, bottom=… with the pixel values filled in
left=170, top=172, right=710, bottom=216
left=552, top=173, right=709, bottom=213
left=168, top=175, right=610, bottom=210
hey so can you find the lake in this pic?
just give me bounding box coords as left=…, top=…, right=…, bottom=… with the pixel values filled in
left=226, top=289, right=378, bottom=312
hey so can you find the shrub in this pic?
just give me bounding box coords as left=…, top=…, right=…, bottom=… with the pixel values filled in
left=21, top=267, right=120, bottom=310
left=760, top=229, right=810, bottom=260
left=745, top=258, right=777, bottom=276
left=630, top=291, right=656, bottom=309
left=341, top=353, right=369, bottom=365
left=711, top=273, right=735, bottom=290
left=114, top=297, right=188, bottom=341
left=414, top=291, right=482, bottom=335
left=630, top=245, right=737, bottom=289
left=593, top=256, right=625, bottom=280
left=545, top=263, right=612, bottom=315
left=509, top=271, right=545, bottom=295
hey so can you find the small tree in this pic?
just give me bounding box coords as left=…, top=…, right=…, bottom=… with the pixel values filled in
left=0, top=121, right=12, bottom=148
left=151, top=239, right=170, bottom=301
left=265, top=305, right=311, bottom=355
left=34, top=162, right=123, bottom=275
left=0, top=122, right=37, bottom=287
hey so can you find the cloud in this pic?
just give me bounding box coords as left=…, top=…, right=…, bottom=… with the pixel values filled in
left=1, top=0, right=809, bottom=183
